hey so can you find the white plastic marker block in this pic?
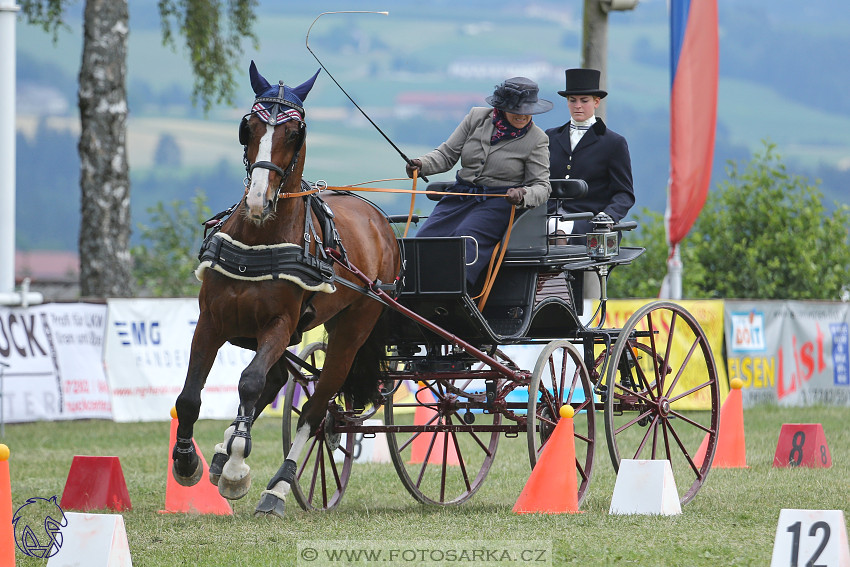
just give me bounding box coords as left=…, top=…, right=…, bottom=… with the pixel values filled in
left=333, top=419, right=391, bottom=464
left=609, top=459, right=682, bottom=516
left=770, top=509, right=850, bottom=567
left=47, top=512, right=132, bottom=567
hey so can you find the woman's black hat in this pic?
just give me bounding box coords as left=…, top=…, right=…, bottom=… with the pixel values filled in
left=485, top=77, right=553, bottom=115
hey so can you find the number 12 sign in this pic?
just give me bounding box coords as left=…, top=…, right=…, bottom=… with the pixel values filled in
left=770, top=509, right=850, bottom=567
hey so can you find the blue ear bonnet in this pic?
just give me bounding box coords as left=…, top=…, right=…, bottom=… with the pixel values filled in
left=248, top=60, right=320, bottom=125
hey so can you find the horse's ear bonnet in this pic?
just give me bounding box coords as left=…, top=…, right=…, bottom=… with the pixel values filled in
left=239, top=61, right=321, bottom=146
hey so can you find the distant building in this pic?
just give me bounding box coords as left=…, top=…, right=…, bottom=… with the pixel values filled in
left=446, top=58, right=559, bottom=82
left=16, top=250, right=80, bottom=301
left=395, top=92, right=484, bottom=121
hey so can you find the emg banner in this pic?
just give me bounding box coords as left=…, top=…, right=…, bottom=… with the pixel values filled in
left=104, top=298, right=248, bottom=421
left=724, top=301, right=850, bottom=406
left=0, top=303, right=111, bottom=422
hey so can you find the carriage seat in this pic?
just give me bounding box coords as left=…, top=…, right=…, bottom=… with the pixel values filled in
left=503, top=179, right=589, bottom=260
left=421, top=179, right=589, bottom=261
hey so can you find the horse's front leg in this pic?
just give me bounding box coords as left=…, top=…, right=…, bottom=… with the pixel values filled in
left=217, top=321, right=292, bottom=500
left=209, top=358, right=289, bottom=487
left=173, top=315, right=223, bottom=486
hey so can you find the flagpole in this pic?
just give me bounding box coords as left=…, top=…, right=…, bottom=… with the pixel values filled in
left=666, top=244, right=682, bottom=299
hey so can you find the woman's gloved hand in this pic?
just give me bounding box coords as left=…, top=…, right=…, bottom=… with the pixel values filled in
left=405, top=158, right=422, bottom=178
left=505, top=187, right=526, bottom=206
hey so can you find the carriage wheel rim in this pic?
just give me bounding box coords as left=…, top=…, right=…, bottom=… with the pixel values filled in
left=603, top=302, right=720, bottom=506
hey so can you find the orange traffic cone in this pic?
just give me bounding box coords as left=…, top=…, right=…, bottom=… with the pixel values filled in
left=409, top=385, right=460, bottom=466
left=0, top=444, right=15, bottom=567
left=695, top=378, right=747, bottom=468
left=513, top=406, right=581, bottom=514
left=160, top=408, right=232, bottom=515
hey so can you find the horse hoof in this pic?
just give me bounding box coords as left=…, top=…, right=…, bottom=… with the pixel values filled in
left=254, top=491, right=286, bottom=518
left=218, top=473, right=251, bottom=500
left=209, top=451, right=229, bottom=486
left=172, top=458, right=203, bottom=487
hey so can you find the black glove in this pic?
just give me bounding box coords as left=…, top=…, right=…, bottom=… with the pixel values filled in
left=505, top=187, right=526, bottom=206
left=405, top=158, right=422, bottom=179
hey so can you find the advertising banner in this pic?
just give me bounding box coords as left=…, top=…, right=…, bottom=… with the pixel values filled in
left=724, top=301, right=850, bottom=406
left=104, top=298, right=248, bottom=421
left=604, top=299, right=729, bottom=409
left=0, top=303, right=111, bottom=423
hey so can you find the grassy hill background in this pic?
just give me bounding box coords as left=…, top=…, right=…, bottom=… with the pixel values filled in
left=14, top=0, right=850, bottom=251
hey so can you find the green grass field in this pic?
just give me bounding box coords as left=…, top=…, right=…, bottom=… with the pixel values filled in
left=5, top=405, right=849, bottom=566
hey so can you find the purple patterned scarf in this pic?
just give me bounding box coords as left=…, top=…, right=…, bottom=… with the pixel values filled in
left=490, top=109, right=531, bottom=145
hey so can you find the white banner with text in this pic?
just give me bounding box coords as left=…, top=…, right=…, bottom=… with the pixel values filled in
left=0, top=303, right=111, bottom=423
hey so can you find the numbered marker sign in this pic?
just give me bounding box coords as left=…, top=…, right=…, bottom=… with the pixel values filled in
left=770, top=509, right=850, bottom=567
left=773, top=424, right=832, bottom=468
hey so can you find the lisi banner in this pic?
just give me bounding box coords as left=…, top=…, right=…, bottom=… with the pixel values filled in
left=724, top=301, right=850, bottom=406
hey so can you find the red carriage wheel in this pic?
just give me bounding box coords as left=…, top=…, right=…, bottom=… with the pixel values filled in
left=602, top=301, right=720, bottom=506
left=282, top=342, right=354, bottom=511
left=384, top=377, right=501, bottom=506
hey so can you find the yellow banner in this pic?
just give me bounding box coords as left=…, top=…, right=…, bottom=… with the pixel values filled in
left=602, top=300, right=729, bottom=410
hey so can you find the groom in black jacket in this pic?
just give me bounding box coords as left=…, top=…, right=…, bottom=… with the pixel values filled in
left=546, top=68, right=634, bottom=236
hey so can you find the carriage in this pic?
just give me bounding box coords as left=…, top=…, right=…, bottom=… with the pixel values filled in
left=278, top=178, right=721, bottom=512
left=171, top=63, right=721, bottom=518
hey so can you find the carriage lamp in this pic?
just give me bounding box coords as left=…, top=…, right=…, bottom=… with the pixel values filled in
left=586, top=212, right=619, bottom=259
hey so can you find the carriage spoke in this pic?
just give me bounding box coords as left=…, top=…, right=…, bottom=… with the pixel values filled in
left=397, top=411, right=440, bottom=453
left=664, top=335, right=701, bottom=399
left=660, top=311, right=678, bottom=391
left=662, top=415, right=704, bottom=476
left=298, top=434, right=320, bottom=478
left=446, top=407, right=495, bottom=455
left=624, top=413, right=657, bottom=459
left=626, top=345, right=659, bottom=402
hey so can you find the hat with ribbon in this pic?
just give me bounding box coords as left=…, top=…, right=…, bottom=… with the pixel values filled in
left=485, top=77, right=553, bottom=115
left=557, top=68, right=607, bottom=99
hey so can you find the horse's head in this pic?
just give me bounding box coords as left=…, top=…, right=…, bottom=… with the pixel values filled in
left=239, top=61, right=320, bottom=224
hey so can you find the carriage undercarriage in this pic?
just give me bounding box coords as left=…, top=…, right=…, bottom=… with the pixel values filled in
left=280, top=200, right=721, bottom=513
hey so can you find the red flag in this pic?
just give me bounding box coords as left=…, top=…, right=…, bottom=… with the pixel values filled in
left=666, top=0, right=718, bottom=247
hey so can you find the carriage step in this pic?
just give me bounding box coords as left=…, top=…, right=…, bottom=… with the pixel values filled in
left=488, top=319, right=523, bottom=335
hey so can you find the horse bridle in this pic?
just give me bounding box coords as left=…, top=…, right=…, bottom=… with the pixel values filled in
left=241, top=85, right=308, bottom=208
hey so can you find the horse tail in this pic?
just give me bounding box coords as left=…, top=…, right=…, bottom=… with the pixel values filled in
left=340, top=320, right=389, bottom=410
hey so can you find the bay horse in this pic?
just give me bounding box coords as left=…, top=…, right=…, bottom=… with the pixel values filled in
left=171, top=61, right=401, bottom=518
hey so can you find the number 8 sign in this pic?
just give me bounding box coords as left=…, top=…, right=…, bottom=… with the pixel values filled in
left=773, top=424, right=832, bottom=468
left=770, top=509, right=850, bottom=567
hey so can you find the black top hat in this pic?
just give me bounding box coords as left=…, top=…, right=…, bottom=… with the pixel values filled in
left=485, top=77, right=553, bottom=115
left=557, top=68, right=608, bottom=99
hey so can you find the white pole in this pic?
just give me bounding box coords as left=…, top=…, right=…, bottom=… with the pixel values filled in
left=0, top=0, right=42, bottom=306
left=666, top=244, right=682, bottom=300
left=0, top=0, right=19, bottom=296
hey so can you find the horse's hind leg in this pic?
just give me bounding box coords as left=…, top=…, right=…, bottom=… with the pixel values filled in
left=173, top=317, right=223, bottom=486
left=255, top=310, right=379, bottom=518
